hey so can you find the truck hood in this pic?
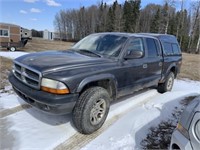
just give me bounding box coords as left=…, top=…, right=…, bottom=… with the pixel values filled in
left=15, top=50, right=113, bottom=73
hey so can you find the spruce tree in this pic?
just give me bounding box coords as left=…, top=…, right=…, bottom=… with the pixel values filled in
left=150, top=8, right=160, bottom=33
left=96, top=1, right=104, bottom=32
left=123, top=0, right=141, bottom=32
left=106, top=7, right=115, bottom=32
left=123, top=1, right=132, bottom=32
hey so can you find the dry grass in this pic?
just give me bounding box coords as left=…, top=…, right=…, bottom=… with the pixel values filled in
left=178, top=53, right=200, bottom=81
left=21, top=37, right=73, bottom=52
left=0, top=57, right=12, bottom=90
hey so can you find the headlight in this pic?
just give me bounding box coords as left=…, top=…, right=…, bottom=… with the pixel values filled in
left=195, top=120, right=200, bottom=141
left=41, top=78, right=69, bottom=94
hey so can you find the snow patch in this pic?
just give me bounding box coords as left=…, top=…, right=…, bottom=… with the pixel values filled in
left=1, top=79, right=200, bottom=149
left=4, top=85, right=12, bottom=91
left=0, top=51, right=28, bottom=59
left=110, top=134, right=134, bottom=150
left=6, top=108, right=76, bottom=149
left=83, top=80, right=200, bottom=150
left=107, top=90, right=159, bottom=120
left=0, top=94, right=26, bottom=110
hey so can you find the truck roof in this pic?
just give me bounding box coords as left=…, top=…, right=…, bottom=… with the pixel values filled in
left=92, top=32, right=179, bottom=44
left=138, top=33, right=179, bottom=44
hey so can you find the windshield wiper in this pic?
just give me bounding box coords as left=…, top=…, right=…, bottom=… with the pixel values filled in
left=77, top=49, right=102, bottom=57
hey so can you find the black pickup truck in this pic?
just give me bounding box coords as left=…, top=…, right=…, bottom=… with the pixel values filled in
left=9, top=33, right=182, bottom=134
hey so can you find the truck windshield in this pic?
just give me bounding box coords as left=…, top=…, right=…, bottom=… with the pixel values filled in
left=72, top=34, right=128, bottom=57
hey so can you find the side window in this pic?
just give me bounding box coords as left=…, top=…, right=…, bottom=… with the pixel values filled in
left=126, top=38, right=144, bottom=52
left=163, top=42, right=173, bottom=55
left=0, top=29, right=9, bottom=37
left=172, top=44, right=180, bottom=54
left=146, top=38, right=158, bottom=57
left=155, top=40, right=162, bottom=55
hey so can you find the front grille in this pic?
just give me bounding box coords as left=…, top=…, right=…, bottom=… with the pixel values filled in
left=13, top=61, right=42, bottom=89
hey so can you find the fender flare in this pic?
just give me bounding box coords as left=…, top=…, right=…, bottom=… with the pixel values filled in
left=161, top=63, right=177, bottom=82
left=76, top=74, right=118, bottom=99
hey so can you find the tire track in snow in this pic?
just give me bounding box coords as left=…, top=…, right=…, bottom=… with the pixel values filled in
left=0, top=104, right=32, bottom=118
left=55, top=115, right=121, bottom=150
left=55, top=91, right=159, bottom=150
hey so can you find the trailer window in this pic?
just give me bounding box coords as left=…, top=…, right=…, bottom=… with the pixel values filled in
left=0, top=29, right=9, bottom=37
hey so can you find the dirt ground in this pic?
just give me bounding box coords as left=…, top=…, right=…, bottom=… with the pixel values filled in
left=178, top=53, right=200, bottom=81
left=0, top=38, right=73, bottom=52
left=0, top=57, right=12, bottom=90
left=21, top=37, right=73, bottom=52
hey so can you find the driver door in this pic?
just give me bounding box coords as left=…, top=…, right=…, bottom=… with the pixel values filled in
left=117, top=37, right=149, bottom=96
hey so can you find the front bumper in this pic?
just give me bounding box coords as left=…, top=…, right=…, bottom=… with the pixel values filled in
left=170, top=129, right=192, bottom=150
left=9, top=73, right=78, bottom=114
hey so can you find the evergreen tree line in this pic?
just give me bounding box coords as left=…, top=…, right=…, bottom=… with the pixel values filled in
left=54, top=0, right=200, bottom=54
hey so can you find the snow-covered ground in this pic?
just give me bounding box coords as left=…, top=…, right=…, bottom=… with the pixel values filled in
left=0, top=51, right=28, bottom=59
left=83, top=80, right=200, bottom=150
left=1, top=80, right=200, bottom=150
left=1, top=52, right=200, bottom=149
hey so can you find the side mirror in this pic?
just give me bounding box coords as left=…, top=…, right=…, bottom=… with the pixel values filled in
left=124, top=50, right=143, bottom=59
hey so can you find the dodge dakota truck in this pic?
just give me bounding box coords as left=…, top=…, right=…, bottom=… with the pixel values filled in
left=9, top=33, right=182, bottom=134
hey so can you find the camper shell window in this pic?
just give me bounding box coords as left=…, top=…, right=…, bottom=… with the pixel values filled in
left=0, top=29, right=9, bottom=37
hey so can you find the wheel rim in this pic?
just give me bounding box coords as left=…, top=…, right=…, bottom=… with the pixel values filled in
left=90, top=98, right=106, bottom=125
left=10, top=47, right=15, bottom=51
left=167, top=76, right=173, bottom=90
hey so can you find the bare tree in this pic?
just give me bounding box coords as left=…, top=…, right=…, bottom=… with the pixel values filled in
left=195, top=2, right=200, bottom=54
left=163, top=0, right=176, bottom=34
left=176, top=0, right=184, bottom=38
left=54, top=13, right=62, bottom=40
left=188, top=1, right=200, bottom=53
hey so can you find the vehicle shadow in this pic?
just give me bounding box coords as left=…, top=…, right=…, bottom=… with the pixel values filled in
left=111, top=87, right=156, bottom=105
left=17, top=87, right=156, bottom=128
left=133, top=93, right=199, bottom=149
left=17, top=97, right=72, bottom=126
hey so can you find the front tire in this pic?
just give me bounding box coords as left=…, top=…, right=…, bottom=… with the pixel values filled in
left=158, top=72, right=175, bottom=93
left=72, top=87, right=110, bottom=134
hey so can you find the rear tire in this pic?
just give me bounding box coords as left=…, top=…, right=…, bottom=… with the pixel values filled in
left=72, top=87, right=110, bottom=134
left=10, top=47, right=16, bottom=52
left=158, top=72, right=175, bottom=93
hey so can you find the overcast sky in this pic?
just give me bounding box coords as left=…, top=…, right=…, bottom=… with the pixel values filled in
left=0, top=0, right=193, bottom=31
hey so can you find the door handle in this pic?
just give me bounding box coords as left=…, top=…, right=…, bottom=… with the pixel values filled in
left=143, top=64, right=148, bottom=69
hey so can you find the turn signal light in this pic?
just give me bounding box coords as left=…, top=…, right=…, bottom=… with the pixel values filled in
left=41, top=86, right=69, bottom=94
